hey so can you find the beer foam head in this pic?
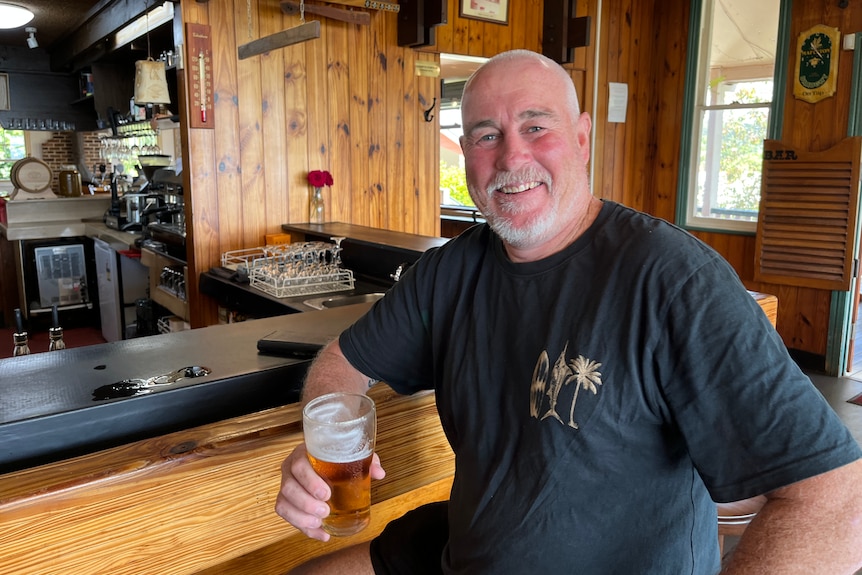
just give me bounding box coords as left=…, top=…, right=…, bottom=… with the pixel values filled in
left=307, top=425, right=373, bottom=462
left=304, top=393, right=376, bottom=462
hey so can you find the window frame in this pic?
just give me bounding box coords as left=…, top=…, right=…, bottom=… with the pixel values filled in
left=675, top=0, right=792, bottom=235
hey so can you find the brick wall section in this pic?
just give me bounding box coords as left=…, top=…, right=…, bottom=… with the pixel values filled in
left=38, top=132, right=73, bottom=192
left=38, top=132, right=107, bottom=191
left=80, top=132, right=104, bottom=178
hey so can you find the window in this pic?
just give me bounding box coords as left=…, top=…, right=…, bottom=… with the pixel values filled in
left=439, top=54, right=487, bottom=211
left=678, top=0, right=785, bottom=233
left=440, top=103, right=473, bottom=208
left=0, top=128, right=27, bottom=181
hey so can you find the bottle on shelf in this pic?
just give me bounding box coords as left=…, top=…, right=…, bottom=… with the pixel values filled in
left=48, top=305, right=66, bottom=351
left=12, top=308, right=30, bottom=357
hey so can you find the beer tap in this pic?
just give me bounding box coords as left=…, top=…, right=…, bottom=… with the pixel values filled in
left=48, top=304, right=66, bottom=351
left=12, top=308, right=30, bottom=356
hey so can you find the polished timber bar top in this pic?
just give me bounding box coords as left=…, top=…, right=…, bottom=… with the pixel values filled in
left=0, top=303, right=373, bottom=473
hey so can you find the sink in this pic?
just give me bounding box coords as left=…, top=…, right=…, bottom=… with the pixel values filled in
left=303, top=292, right=386, bottom=310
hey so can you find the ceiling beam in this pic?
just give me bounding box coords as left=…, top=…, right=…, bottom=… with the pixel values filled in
left=49, top=0, right=158, bottom=72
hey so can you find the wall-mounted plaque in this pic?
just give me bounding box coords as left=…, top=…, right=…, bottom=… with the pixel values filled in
left=793, top=24, right=840, bottom=104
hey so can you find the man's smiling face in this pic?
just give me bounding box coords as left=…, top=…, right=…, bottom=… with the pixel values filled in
left=460, top=55, right=593, bottom=260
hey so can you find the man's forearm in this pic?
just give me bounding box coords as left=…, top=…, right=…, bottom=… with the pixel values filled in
left=721, top=459, right=862, bottom=574
left=300, top=340, right=376, bottom=405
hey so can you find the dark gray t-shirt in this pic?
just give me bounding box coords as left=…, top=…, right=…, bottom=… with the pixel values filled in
left=340, top=201, right=861, bottom=574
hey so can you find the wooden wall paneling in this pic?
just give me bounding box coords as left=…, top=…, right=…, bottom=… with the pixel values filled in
left=416, top=52, right=441, bottom=235
left=496, top=7, right=513, bottom=53
left=648, top=0, right=689, bottom=223
left=305, top=25, right=330, bottom=222
left=466, top=19, right=483, bottom=57
left=186, top=132, right=221, bottom=327
left=386, top=15, right=407, bottom=232
left=525, top=0, right=542, bottom=51
left=179, top=0, right=566, bottom=326
left=433, top=0, right=453, bottom=52
left=347, top=20, right=372, bottom=228
left=179, top=5, right=220, bottom=327
left=366, top=14, right=388, bottom=229
left=211, top=2, right=243, bottom=261
left=771, top=282, right=799, bottom=336
left=327, top=22, right=352, bottom=223
left=236, top=0, right=267, bottom=248
left=568, top=0, right=593, bottom=123
left=411, top=51, right=439, bottom=237
left=620, top=0, right=643, bottom=211
left=590, top=1, right=608, bottom=200
left=596, top=0, right=624, bottom=204
left=482, top=19, right=499, bottom=57
left=259, top=4, right=290, bottom=236
left=510, top=0, right=527, bottom=53
left=698, top=230, right=756, bottom=283
left=452, top=0, right=470, bottom=55
left=793, top=283, right=831, bottom=355
left=402, top=49, right=418, bottom=234
left=782, top=2, right=858, bottom=151
left=283, top=40, right=311, bottom=224
left=631, top=3, right=655, bottom=216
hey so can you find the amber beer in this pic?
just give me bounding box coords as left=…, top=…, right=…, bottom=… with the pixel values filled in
left=303, top=392, right=376, bottom=537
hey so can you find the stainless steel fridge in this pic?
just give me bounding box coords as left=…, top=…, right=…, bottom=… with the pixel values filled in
left=93, top=238, right=149, bottom=342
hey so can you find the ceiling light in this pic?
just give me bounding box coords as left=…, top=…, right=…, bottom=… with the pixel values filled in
left=0, top=3, right=33, bottom=29
left=25, top=26, right=37, bottom=49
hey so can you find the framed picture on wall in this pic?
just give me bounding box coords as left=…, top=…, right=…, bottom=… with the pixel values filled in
left=460, top=0, right=509, bottom=24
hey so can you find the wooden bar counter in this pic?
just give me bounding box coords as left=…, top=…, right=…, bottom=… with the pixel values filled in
left=0, top=383, right=454, bottom=574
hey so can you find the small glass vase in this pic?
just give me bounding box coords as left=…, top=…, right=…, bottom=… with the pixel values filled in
left=309, top=187, right=325, bottom=223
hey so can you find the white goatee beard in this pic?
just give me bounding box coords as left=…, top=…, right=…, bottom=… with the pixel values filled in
left=486, top=206, right=557, bottom=248
left=479, top=168, right=558, bottom=248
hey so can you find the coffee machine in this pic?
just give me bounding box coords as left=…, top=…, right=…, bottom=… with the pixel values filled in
left=141, top=169, right=186, bottom=261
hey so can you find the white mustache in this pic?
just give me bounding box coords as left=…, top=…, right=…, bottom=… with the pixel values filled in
left=485, top=168, right=552, bottom=196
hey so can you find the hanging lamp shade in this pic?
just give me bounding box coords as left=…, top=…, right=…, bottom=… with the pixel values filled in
left=134, top=58, right=170, bottom=105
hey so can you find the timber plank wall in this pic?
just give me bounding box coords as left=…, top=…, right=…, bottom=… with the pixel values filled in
left=177, top=0, right=546, bottom=327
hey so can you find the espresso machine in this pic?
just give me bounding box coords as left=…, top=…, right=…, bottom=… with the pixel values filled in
left=140, top=169, right=186, bottom=261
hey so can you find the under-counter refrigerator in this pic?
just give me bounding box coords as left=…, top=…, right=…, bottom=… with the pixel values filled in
left=93, top=238, right=149, bottom=342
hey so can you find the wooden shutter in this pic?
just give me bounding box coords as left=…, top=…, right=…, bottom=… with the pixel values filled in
left=754, top=137, right=862, bottom=290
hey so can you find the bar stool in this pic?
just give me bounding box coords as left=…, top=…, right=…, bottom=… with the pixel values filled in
left=716, top=495, right=767, bottom=555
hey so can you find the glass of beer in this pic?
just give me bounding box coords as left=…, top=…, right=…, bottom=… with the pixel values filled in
left=303, top=392, right=377, bottom=537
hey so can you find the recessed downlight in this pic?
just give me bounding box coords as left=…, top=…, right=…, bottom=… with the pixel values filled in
left=0, top=3, right=34, bottom=29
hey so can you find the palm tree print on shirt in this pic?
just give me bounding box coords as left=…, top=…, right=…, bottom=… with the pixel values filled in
left=532, top=344, right=603, bottom=429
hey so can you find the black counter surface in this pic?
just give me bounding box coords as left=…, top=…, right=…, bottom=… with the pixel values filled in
left=282, top=222, right=450, bottom=286
left=0, top=303, right=373, bottom=474
left=282, top=222, right=450, bottom=254
left=199, top=269, right=388, bottom=318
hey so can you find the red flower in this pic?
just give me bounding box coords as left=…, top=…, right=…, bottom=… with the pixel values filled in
left=307, top=170, right=333, bottom=187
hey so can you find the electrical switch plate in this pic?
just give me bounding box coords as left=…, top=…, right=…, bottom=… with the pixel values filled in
left=843, top=33, right=856, bottom=51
